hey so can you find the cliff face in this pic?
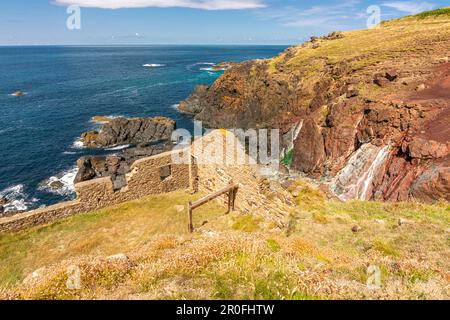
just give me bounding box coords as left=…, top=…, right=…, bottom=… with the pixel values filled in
left=180, top=12, right=450, bottom=203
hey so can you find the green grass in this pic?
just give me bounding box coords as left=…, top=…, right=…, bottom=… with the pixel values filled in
left=0, top=190, right=226, bottom=287
left=281, top=149, right=294, bottom=167
left=415, top=8, right=450, bottom=19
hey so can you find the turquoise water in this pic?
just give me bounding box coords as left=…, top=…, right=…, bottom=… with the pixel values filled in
left=0, top=45, right=287, bottom=211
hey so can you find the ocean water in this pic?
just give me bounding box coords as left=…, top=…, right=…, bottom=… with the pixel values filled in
left=0, top=45, right=287, bottom=212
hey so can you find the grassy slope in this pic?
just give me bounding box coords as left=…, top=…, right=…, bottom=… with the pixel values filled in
left=268, top=10, right=450, bottom=86
left=0, top=191, right=226, bottom=287
left=0, top=184, right=448, bottom=300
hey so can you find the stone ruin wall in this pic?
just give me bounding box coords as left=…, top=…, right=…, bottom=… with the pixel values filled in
left=0, top=149, right=195, bottom=233
left=191, top=132, right=295, bottom=227
left=0, top=131, right=298, bottom=233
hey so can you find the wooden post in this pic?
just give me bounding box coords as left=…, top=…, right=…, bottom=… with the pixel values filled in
left=226, top=190, right=232, bottom=214
left=187, top=181, right=239, bottom=231
left=188, top=201, right=194, bottom=233
left=231, top=187, right=237, bottom=211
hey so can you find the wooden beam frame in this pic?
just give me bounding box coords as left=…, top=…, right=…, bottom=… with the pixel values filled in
left=188, top=180, right=239, bottom=233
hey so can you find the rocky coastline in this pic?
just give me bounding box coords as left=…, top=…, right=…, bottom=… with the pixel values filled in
left=178, top=20, right=450, bottom=203
left=76, top=116, right=176, bottom=190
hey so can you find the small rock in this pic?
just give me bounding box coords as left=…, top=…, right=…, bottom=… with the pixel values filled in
left=352, top=225, right=362, bottom=233
left=0, top=205, right=4, bottom=215
left=374, top=75, right=389, bottom=87
left=398, top=218, right=410, bottom=226
left=385, top=70, right=398, bottom=81
left=312, top=43, right=320, bottom=49
left=48, top=180, right=64, bottom=190
left=174, top=205, right=185, bottom=212
left=374, top=219, right=385, bottom=224
left=416, top=84, right=426, bottom=92
left=0, top=197, right=7, bottom=205
left=291, top=188, right=301, bottom=198
left=107, top=253, right=129, bottom=263
left=11, top=91, right=24, bottom=97
left=325, top=31, right=344, bottom=40
left=23, top=267, right=46, bottom=285
left=346, top=88, right=359, bottom=98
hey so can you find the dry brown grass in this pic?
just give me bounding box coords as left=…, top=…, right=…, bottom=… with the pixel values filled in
left=0, top=180, right=448, bottom=300
left=0, top=190, right=226, bottom=287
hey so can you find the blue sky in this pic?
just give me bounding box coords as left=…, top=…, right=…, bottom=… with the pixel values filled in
left=0, top=0, right=447, bottom=45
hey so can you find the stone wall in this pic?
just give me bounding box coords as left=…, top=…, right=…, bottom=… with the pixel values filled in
left=0, top=149, right=195, bottom=233
left=192, top=131, right=295, bottom=226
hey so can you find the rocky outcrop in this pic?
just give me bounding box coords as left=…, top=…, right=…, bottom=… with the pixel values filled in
left=75, top=117, right=176, bottom=190
left=81, top=117, right=175, bottom=148
left=178, top=85, right=209, bottom=115
left=0, top=197, right=6, bottom=215
left=74, top=141, right=172, bottom=190
left=411, top=165, right=450, bottom=202
left=212, top=62, right=237, bottom=71
left=179, top=14, right=450, bottom=203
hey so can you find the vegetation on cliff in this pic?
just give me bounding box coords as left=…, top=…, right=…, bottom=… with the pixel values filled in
left=179, top=10, right=450, bottom=203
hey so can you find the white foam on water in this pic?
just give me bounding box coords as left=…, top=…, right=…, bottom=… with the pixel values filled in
left=0, top=184, right=36, bottom=213
left=105, top=144, right=131, bottom=151
left=63, top=151, right=77, bottom=155
left=187, top=62, right=216, bottom=71
left=71, top=138, right=85, bottom=149
left=39, top=167, right=78, bottom=196
left=10, top=92, right=27, bottom=97
left=90, top=115, right=122, bottom=124
left=143, top=64, right=165, bottom=68
left=194, top=62, right=215, bottom=66
left=171, top=103, right=180, bottom=110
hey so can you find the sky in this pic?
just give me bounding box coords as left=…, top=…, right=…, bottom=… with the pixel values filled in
left=0, top=0, right=447, bottom=45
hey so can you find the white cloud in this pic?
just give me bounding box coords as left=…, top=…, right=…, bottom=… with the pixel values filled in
left=256, top=0, right=364, bottom=29
left=54, top=0, right=266, bottom=10
left=382, top=1, right=435, bottom=14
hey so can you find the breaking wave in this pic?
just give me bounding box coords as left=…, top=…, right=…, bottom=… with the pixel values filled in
left=38, top=167, right=78, bottom=196
left=0, top=184, right=38, bottom=214
left=71, top=138, right=85, bottom=149
left=143, top=64, right=165, bottom=68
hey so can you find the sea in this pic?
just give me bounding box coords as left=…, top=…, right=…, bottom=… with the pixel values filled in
left=0, top=45, right=287, bottom=212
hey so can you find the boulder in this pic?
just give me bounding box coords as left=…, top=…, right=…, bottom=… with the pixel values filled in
left=80, top=117, right=175, bottom=148
left=385, top=70, right=398, bottom=81
left=48, top=180, right=64, bottom=190
left=324, top=31, right=345, bottom=40
left=74, top=157, right=97, bottom=184
left=74, top=141, right=173, bottom=188
left=373, top=73, right=389, bottom=87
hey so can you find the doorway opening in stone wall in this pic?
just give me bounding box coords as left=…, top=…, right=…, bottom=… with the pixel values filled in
left=160, top=165, right=172, bottom=181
